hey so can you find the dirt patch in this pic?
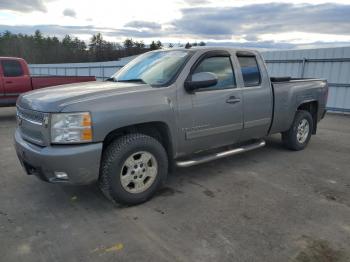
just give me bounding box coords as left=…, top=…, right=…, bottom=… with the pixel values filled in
left=314, top=188, right=349, bottom=207
left=294, top=237, right=347, bottom=262
left=154, top=208, right=165, bottom=215
left=187, top=180, right=216, bottom=198
left=241, top=213, right=253, bottom=220
left=154, top=187, right=183, bottom=197
left=203, top=189, right=215, bottom=198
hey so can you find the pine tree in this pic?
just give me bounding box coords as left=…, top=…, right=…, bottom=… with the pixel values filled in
left=150, top=41, right=158, bottom=50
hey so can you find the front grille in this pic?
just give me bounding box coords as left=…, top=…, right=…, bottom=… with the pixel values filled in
left=16, top=106, right=45, bottom=125
left=16, top=106, right=48, bottom=146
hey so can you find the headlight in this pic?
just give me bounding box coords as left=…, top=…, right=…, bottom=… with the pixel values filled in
left=51, top=112, right=92, bottom=144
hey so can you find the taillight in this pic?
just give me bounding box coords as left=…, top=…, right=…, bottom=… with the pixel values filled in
left=324, top=83, right=329, bottom=102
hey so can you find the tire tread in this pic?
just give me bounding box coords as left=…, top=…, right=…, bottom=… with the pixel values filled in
left=282, top=110, right=313, bottom=151
left=99, top=133, right=167, bottom=205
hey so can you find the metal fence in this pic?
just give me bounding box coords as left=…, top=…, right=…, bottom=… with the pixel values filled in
left=29, top=47, right=350, bottom=113
left=263, top=47, right=350, bottom=113
left=30, top=65, right=123, bottom=81
left=264, top=57, right=350, bottom=113
left=29, top=56, right=137, bottom=81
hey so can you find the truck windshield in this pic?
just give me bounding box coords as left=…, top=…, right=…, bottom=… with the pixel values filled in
left=112, top=50, right=192, bottom=86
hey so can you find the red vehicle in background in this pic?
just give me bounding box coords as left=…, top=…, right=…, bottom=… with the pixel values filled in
left=0, top=57, right=96, bottom=107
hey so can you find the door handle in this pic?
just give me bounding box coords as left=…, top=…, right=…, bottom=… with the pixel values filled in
left=226, top=96, right=241, bottom=104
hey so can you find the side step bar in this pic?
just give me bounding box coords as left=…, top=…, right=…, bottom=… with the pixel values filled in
left=176, top=139, right=266, bottom=168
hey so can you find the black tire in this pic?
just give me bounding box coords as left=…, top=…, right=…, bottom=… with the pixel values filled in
left=282, top=110, right=313, bottom=151
left=99, top=133, right=168, bottom=205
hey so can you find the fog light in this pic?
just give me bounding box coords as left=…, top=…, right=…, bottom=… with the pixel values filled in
left=54, top=171, right=68, bottom=180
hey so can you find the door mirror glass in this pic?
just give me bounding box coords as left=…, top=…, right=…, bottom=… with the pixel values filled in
left=185, top=72, right=218, bottom=92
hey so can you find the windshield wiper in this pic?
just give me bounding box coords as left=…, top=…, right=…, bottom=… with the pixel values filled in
left=117, top=78, right=146, bottom=84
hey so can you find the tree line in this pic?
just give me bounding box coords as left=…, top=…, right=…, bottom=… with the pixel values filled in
left=0, top=30, right=205, bottom=64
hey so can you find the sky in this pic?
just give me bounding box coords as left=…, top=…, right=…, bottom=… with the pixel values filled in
left=1, top=0, right=350, bottom=49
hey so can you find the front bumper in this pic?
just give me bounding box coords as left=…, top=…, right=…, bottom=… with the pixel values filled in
left=14, top=129, right=103, bottom=185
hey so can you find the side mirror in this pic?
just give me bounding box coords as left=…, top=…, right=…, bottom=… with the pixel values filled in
left=184, top=72, right=218, bottom=92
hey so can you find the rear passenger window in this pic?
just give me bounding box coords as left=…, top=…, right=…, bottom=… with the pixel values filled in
left=237, top=55, right=261, bottom=86
left=193, top=56, right=235, bottom=90
left=1, top=60, right=23, bottom=77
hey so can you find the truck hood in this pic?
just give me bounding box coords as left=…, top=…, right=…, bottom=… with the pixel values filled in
left=17, top=81, right=154, bottom=112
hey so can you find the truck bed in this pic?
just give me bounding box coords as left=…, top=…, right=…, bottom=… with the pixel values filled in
left=31, top=76, right=95, bottom=89
left=269, top=77, right=328, bottom=134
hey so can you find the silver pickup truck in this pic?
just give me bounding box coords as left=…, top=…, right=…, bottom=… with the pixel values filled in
left=15, top=47, right=328, bottom=205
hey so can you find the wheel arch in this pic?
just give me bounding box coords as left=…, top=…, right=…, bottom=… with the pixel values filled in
left=297, top=100, right=318, bottom=134
left=102, top=121, right=174, bottom=167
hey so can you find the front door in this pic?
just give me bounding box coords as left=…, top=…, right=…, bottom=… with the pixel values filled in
left=184, top=51, right=243, bottom=153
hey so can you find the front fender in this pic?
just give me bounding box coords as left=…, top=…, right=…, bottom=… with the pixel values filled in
left=63, top=86, right=178, bottom=154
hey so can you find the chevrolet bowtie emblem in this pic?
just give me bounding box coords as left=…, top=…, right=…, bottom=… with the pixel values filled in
left=43, top=116, right=49, bottom=128
left=17, top=115, right=22, bottom=126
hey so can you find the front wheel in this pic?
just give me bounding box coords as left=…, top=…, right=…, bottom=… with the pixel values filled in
left=282, top=110, right=313, bottom=151
left=99, top=133, right=168, bottom=205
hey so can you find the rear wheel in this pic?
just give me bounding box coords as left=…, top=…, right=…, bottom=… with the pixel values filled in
left=282, top=110, right=313, bottom=151
left=99, top=133, right=168, bottom=205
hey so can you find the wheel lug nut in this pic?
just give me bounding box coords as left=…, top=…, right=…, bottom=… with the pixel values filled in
left=134, top=165, right=138, bottom=168
left=134, top=176, right=137, bottom=179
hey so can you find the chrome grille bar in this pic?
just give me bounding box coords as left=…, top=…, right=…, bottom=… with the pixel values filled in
left=16, top=106, right=44, bottom=126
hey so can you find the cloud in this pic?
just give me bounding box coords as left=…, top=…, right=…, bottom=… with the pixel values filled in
left=1, top=23, right=350, bottom=50
left=0, top=24, right=164, bottom=39
left=0, top=24, right=97, bottom=36
left=124, top=21, right=161, bottom=30
left=63, top=8, right=76, bottom=18
left=1, top=2, right=350, bottom=49
left=206, top=40, right=350, bottom=50
left=172, top=3, right=350, bottom=38
left=183, top=0, right=210, bottom=5
left=0, top=0, right=52, bottom=12
left=206, top=41, right=296, bottom=50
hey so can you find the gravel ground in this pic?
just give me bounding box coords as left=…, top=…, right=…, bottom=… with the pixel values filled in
left=1, top=107, right=350, bottom=262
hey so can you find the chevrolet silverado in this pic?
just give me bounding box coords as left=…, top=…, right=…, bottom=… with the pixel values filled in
left=14, top=47, right=328, bottom=205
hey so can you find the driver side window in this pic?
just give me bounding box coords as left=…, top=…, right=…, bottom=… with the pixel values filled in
left=193, top=56, right=236, bottom=90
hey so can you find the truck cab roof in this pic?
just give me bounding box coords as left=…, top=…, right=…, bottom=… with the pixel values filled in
left=161, top=46, right=259, bottom=53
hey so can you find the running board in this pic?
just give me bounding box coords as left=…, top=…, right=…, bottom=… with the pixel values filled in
left=175, top=139, right=266, bottom=168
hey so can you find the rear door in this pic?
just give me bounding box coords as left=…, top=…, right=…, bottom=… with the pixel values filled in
left=235, top=51, right=273, bottom=141
left=1, top=59, right=31, bottom=97
left=183, top=50, right=243, bottom=152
